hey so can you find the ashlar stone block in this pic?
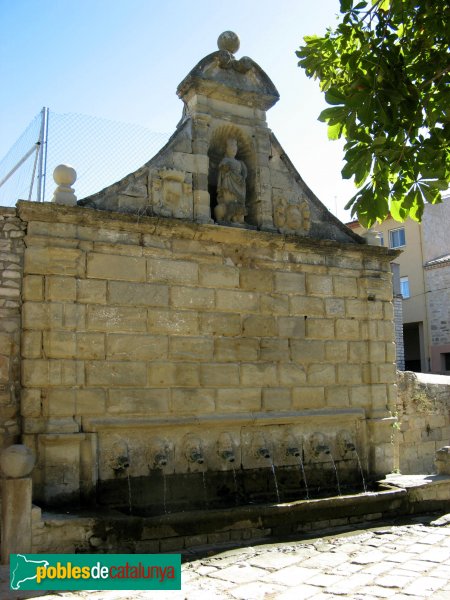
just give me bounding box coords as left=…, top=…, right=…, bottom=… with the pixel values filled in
left=307, top=364, right=336, bottom=385
left=336, top=318, right=360, bottom=340
left=108, top=388, right=170, bottom=414
left=77, top=279, right=107, bottom=304
left=76, top=389, right=106, bottom=415
left=148, top=309, right=199, bottom=335
left=109, top=281, right=168, bottom=307
left=278, top=363, right=306, bottom=386
left=334, top=276, right=358, bottom=298
left=199, top=264, right=239, bottom=288
left=200, top=364, right=240, bottom=386
left=87, top=252, right=145, bottom=282
left=22, top=275, right=43, bottom=301
left=262, top=388, right=291, bottom=411
left=216, top=388, right=261, bottom=412
left=169, top=336, right=213, bottom=361
left=289, top=296, right=325, bottom=317
left=147, top=258, right=199, bottom=285
left=306, top=318, right=335, bottom=340
left=171, top=286, right=215, bottom=310
left=200, top=312, right=241, bottom=336
left=292, top=386, right=325, bottom=409
left=45, top=276, right=77, bottom=302
left=290, top=340, right=325, bottom=363
left=107, top=333, right=168, bottom=361
left=87, top=305, right=147, bottom=333
left=306, top=274, right=333, bottom=296
left=22, top=331, right=42, bottom=358
left=260, top=293, right=289, bottom=315
left=43, top=332, right=76, bottom=359
left=216, top=289, right=259, bottom=312
left=25, top=247, right=85, bottom=277
left=171, top=388, right=216, bottom=413
left=274, top=271, right=306, bottom=294
left=259, top=338, right=290, bottom=362
left=240, top=269, right=273, bottom=292
left=242, top=315, right=276, bottom=337
left=278, top=317, right=306, bottom=338
left=241, top=363, right=277, bottom=386
left=86, top=361, right=147, bottom=386
left=214, top=338, right=259, bottom=362
left=77, top=333, right=105, bottom=360
left=147, top=362, right=200, bottom=387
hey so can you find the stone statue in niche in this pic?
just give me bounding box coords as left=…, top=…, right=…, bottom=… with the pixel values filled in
left=273, top=194, right=311, bottom=235
left=215, top=138, right=248, bottom=224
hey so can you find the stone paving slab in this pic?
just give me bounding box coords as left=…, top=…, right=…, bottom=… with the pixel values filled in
left=1, top=518, right=450, bottom=599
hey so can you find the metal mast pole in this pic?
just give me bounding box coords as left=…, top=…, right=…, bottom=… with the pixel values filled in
left=36, top=107, right=48, bottom=202
left=41, top=107, right=49, bottom=202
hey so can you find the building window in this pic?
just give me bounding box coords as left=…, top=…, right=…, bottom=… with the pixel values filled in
left=443, top=353, right=450, bottom=372
left=400, top=276, right=410, bottom=299
left=379, top=232, right=384, bottom=246
left=389, top=227, right=406, bottom=248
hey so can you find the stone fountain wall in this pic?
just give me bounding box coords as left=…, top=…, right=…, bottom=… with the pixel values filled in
left=14, top=200, right=398, bottom=509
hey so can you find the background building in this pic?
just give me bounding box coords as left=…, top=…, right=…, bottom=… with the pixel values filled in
left=348, top=196, right=450, bottom=374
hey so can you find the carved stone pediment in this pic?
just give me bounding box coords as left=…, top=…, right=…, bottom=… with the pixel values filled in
left=78, top=31, right=362, bottom=245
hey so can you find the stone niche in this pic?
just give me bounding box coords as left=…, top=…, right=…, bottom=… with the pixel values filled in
left=16, top=32, right=400, bottom=511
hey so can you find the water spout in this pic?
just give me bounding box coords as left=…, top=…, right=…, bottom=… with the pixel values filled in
left=314, top=444, right=330, bottom=456
left=257, top=447, right=271, bottom=459
left=337, top=430, right=357, bottom=458
left=189, top=448, right=204, bottom=464
left=220, top=449, right=235, bottom=463
left=286, top=446, right=301, bottom=458
left=183, top=436, right=205, bottom=466
left=154, top=452, right=168, bottom=468
left=110, top=440, right=130, bottom=474
left=111, top=455, right=130, bottom=472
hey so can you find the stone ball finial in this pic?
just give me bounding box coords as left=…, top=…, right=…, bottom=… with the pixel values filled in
left=217, top=31, right=240, bottom=54
left=52, top=164, right=77, bottom=206
left=0, top=444, right=35, bottom=478
left=53, top=164, right=77, bottom=187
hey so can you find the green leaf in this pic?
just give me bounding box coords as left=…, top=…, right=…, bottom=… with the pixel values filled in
left=340, top=0, right=353, bottom=12
left=327, top=122, right=343, bottom=140
left=297, top=0, right=450, bottom=223
left=325, top=88, right=347, bottom=105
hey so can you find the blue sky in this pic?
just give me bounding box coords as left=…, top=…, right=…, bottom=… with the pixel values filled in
left=0, top=0, right=356, bottom=221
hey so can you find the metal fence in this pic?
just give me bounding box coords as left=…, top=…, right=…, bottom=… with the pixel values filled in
left=0, top=108, right=170, bottom=207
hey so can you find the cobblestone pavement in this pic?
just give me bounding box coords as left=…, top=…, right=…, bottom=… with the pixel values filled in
left=2, top=516, right=450, bottom=600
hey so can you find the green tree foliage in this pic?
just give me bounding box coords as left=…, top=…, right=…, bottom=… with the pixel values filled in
left=297, top=0, right=450, bottom=227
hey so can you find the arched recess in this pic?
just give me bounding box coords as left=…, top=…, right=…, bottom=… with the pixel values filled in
left=207, top=125, right=256, bottom=225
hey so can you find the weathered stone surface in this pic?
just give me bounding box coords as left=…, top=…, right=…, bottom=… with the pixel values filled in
left=25, top=247, right=85, bottom=277
left=87, top=252, right=145, bottom=281
left=200, top=312, right=241, bottom=336
left=147, top=257, right=198, bottom=285
left=86, top=361, right=147, bottom=386
left=109, top=281, right=169, bottom=307
left=87, top=305, right=147, bottom=332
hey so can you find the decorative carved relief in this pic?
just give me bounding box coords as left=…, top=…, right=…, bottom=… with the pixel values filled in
left=273, top=193, right=311, bottom=235
left=151, top=169, right=193, bottom=219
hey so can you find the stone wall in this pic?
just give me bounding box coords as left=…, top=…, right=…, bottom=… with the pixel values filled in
left=16, top=200, right=398, bottom=505
left=397, top=371, right=450, bottom=474
left=426, top=260, right=450, bottom=372
left=0, top=207, right=25, bottom=450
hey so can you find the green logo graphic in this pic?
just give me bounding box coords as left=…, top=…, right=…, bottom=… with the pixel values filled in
left=10, top=554, right=181, bottom=591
